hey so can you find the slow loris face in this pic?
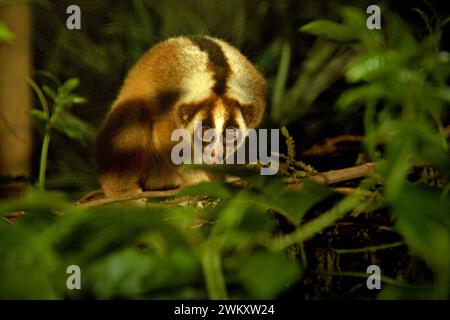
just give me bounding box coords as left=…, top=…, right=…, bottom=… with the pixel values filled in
left=177, top=96, right=250, bottom=165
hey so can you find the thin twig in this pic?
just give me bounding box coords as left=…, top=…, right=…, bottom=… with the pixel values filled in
left=333, top=187, right=375, bottom=197
left=331, top=241, right=405, bottom=254
left=302, top=134, right=364, bottom=157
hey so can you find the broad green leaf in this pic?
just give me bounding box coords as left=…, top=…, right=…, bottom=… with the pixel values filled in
left=0, top=221, right=62, bottom=299
left=42, top=85, right=56, bottom=100
left=239, top=250, right=301, bottom=299
left=390, top=184, right=450, bottom=298
left=341, top=6, right=367, bottom=29
left=271, top=41, right=291, bottom=122
left=346, top=53, right=385, bottom=83
left=49, top=111, right=95, bottom=145
left=214, top=203, right=274, bottom=251
left=54, top=207, right=174, bottom=263
left=235, top=172, right=333, bottom=224
left=300, top=20, right=357, bottom=41
left=61, top=78, right=80, bottom=93
left=0, top=21, right=14, bottom=42
left=177, top=181, right=236, bottom=199
left=336, top=84, right=384, bottom=109
left=85, top=248, right=201, bottom=298
left=0, top=187, right=72, bottom=216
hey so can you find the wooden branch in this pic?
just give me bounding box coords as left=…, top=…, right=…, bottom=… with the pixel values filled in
left=77, top=162, right=377, bottom=207
left=3, top=210, right=25, bottom=224
left=77, top=189, right=180, bottom=207
left=284, top=162, right=376, bottom=189
left=302, top=135, right=363, bottom=157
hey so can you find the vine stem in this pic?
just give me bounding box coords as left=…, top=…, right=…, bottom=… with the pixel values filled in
left=269, top=194, right=361, bottom=251
left=331, top=241, right=405, bottom=254
left=26, top=77, right=51, bottom=190
left=201, top=247, right=228, bottom=300
left=38, top=126, right=51, bottom=190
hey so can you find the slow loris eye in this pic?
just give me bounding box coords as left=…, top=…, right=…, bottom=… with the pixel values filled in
left=224, top=125, right=239, bottom=142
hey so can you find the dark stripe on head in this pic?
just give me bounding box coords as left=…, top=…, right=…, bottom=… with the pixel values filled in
left=188, top=36, right=230, bottom=95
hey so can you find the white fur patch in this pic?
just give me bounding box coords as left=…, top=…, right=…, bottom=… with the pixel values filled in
left=207, top=37, right=254, bottom=105
left=212, top=101, right=227, bottom=133
left=177, top=38, right=215, bottom=105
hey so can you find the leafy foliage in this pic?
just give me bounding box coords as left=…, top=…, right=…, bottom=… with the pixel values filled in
left=28, top=77, right=92, bottom=190
left=0, top=1, right=449, bottom=300
left=0, top=21, right=14, bottom=42
left=301, top=6, right=450, bottom=298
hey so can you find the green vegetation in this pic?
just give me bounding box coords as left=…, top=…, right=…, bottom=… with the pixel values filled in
left=0, top=21, right=14, bottom=42
left=0, top=1, right=449, bottom=299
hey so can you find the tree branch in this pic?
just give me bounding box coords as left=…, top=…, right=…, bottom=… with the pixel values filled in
left=284, top=162, right=376, bottom=188
left=77, top=189, right=179, bottom=207
left=302, top=134, right=363, bottom=157
left=77, top=162, right=377, bottom=207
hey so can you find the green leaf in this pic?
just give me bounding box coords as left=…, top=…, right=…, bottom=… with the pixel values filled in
left=0, top=21, right=15, bottom=42
left=29, top=109, right=48, bottom=122
left=210, top=194, right=250, bottom=238
left=389, top=184, right=450, bottom=298
left=239, top=250, right=301, bottom=299
left=177, top=181, right=236, bottom=199
left=300, top=20, right=357, bottom=41
left=54, top=207, right=173, bottom=263
left=85, top=248, right=201, bottom=298
left=212, top=202, right=274, bottom=251
left=341, top=6, right=367, bottom=29
left=72, top=96, right=87, bottom=104
left=60, top=78, right=80, bottom=93
left=336, top=84, right=384, bottom=109
left=239, top=174, right=333, bottom=224
left=42, top=85, right=56, bottom=101
left=49, top=111, right=95, bottom=145
left=271, top=41, right=291, bottom=121
left=346, top=53, right=385, bottom=83
left=0, top=187, right=72, bottom=216
left=0, top=222, right=62, bottom=299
